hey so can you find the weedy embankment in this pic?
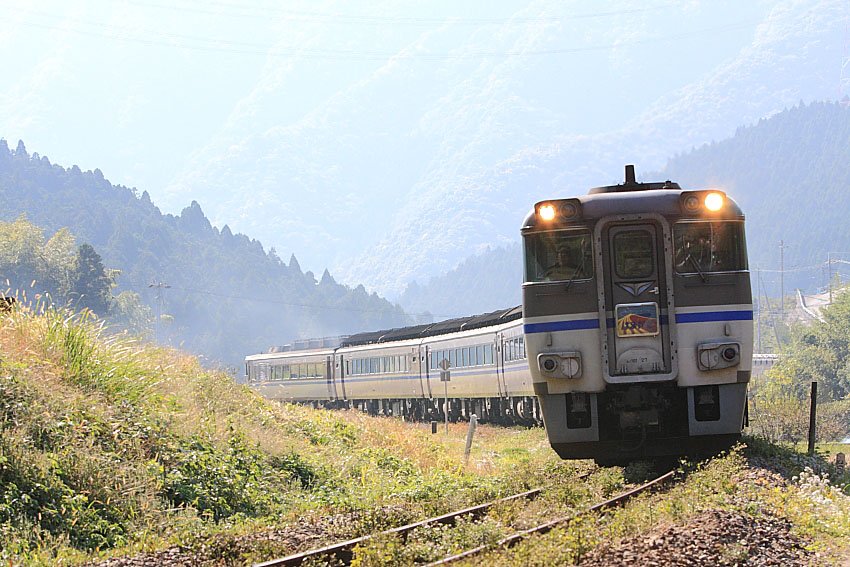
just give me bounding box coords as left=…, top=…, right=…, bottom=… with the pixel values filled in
left=0, top=307, right=581, bottom=566
left=2, top=307, right=848, bottom=566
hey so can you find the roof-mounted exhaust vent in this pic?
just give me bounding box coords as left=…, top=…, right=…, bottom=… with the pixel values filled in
left=625, top=164, right=636, bottom=185
left=588, top=165, right=681, bottom=194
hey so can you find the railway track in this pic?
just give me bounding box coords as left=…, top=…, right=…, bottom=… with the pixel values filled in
left=254, top=486, right=545, bottom=567
left=254, top=467, right=679, bottom=567
left=422, top=469, right=677, bottom=566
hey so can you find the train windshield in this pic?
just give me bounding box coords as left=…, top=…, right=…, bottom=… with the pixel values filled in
left=524, top=229, right=593, bottom=283
left=673, top=221, right=747, bottom=274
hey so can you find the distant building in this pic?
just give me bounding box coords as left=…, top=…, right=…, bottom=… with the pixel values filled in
left=752, top=353, right=780, bottom=380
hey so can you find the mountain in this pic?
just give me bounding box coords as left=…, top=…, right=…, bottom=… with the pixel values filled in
left=153, top=0, right=847, bottom=296
left=0, top=140, right=410, bottom=368
left=397, top=243, right=522, bottom=319
left=397, top=101, right=850, bottom=315
left=652, top=100, right=850, bottom=295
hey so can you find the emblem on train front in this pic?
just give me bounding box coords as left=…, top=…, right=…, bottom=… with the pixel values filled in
left=617, top=281, right=655, bottom=296
left=615, top=303, right=659, bottom=337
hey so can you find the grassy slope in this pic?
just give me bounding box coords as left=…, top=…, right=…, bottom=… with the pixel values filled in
left=1, top=306, right=848, bottom=566
left=0, top=306, right=578, bottom=565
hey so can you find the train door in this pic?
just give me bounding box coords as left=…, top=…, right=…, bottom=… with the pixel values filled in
left=601, top=219, right=676, bottom=381
left=496, top=333, right=507, bottom=396
left=326, top=356, right=337, bottom=400
left=337, top=354, right=347, bottom=400
left=423, top=345, right=433, bottom=398
left=411, top=347, right=423, bottom=396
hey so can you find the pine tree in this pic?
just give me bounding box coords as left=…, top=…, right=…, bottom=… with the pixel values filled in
left=70, top=243, right=113, bottom=315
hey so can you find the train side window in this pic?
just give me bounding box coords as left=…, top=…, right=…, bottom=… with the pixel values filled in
left=614, top=230, right=654, bottom=278
left=674, top=221, right=748, bottom=273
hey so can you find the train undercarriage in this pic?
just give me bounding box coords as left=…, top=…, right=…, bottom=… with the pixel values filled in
left=300, top=395, right=543, bottom=427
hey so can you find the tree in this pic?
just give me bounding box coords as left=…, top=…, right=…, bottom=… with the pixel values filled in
left=70, top=243, right=113, bottom=315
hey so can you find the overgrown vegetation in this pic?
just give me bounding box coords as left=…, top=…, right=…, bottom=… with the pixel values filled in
left=749, top=285, right=850, bottom=444
left=0, top=305, right=571, bottom=565
left=2, top=303, right=848, bottom=565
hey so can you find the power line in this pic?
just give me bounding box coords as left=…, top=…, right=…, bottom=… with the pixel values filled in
left=122, top=0, right=678, bottom=26
left=122, top=280, right=451, bottom=319
left=2, top=4, right=761, bottom=61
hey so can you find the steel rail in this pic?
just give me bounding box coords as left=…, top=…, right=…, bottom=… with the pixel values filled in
left=253, top=487, right=544, bottom=567
left=422, top=469, right=677, bottom=567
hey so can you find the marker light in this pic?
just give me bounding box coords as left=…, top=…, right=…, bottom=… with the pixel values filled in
left=683, top=195, right=701, bottom=212
left=561, top=202, right=578, bottom=218
left=704, top=192, right=724, bottom=211
left=539, top=204, right=556, bottom=220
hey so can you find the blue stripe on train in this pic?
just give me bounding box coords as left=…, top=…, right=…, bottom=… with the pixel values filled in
left=675, top=310, right=753, bottom=323
left=525, top=310, right=752, bottom=334
left=523, top=319, right=599, bottom=334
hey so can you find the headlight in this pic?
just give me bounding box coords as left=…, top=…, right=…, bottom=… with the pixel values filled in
left=704, top=192, right=724, bottom=211
left=539, top=204, right=556, bottom=221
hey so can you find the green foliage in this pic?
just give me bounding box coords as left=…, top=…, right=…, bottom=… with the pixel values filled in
left=749, top=285, right=850, bottom=443
left=0, top=216, right=77, bottom=301
left=69, top=243, right=113, bottom=315
left=154, top=433, right=322, bottom=521
left=110, top=290, right=154, bottom=337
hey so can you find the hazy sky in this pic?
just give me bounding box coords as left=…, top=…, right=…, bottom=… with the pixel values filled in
left=1, top=0, right=845, bottom=292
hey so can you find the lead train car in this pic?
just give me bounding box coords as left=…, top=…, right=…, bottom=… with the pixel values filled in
left=245, top=307, right=541, bottom=425
left=524, top=166, right=752, bottom=461
left=245, top=166, right=752, bottom=463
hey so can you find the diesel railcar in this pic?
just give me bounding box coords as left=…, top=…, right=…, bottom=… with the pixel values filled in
left=524, top=165, right=752, bottom=461
left=245, top=165, right=753, bottom=463
left=245, top=307, right=540, bottom=425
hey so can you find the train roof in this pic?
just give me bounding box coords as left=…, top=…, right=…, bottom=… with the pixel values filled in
left=521, top=165, right=744, bottom=232
left=340, top=305, right=522, bottom=347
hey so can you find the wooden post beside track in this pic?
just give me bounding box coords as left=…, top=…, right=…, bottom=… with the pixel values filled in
left=464, top=414, right=478, bottom=461
left=808, top=381, right=818, bottom=455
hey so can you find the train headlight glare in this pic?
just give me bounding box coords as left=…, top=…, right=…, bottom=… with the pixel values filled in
left=704, top=192, right=724, bottom=211
left=539, top=204, right=556, bottom=221
left=683, top=195, right=700, bottom=212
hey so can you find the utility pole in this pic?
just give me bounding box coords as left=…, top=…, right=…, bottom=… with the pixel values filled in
left=756, top=267, right=762, bottom=353
left=148, top=281, right=170, bottom=343
left=828, top=252, right=833, bottom=304
left=779, top=240, right=785, bottom=318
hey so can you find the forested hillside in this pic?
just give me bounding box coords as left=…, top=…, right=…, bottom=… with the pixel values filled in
left=399, top=101, right=850, bottom=316
left=398, top=244, right=522, bottom=319
left=653, top=101, right=850, bottom=292
left=0, top=140, right=410, bottom=367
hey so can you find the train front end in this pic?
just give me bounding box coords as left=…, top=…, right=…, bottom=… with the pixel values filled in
left=522, top=167, right=752, bottom=462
